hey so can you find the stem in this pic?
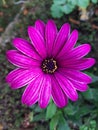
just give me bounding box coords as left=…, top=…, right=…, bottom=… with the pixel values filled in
left=2, top=0, right=6, bottom=5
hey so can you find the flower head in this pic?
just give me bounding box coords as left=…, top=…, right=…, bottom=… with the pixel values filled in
left=6, top=20, right=95, bottom=108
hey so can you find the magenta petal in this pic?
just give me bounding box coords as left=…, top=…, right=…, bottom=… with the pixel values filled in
left=6, top=50, right=40, bottom=68
left=45, top=20, right=57, bottom=57
left=74, top=58, right=96, bottom=70
left=52, top=23, right=70, bottom=57
left=68, top=44, right=91, bottom=59
left=6, top=68, right=24, bottom=83
left=60, top=58, right=95, bottom=70
left=39, top=74, right=51, bottom=108
left=55, top=72, right=78, bottom=101
left=35, top=20, right=45, bottom=37
left=70, top=80, right=88, bottom=92
left=6, top=68, right=41, bottom=89
left=59, top=44, right=91, bottom=61
left=28, top=26, right=46, bottom=58
left=22, top=75, right=43, bottom=106
left=51, top=75, right=68, bottom=108
left=13, top=38, right=41, bottom=60
left=59, top=68, right=92, bottom=83
left=57, top=29, right=78, bottom=58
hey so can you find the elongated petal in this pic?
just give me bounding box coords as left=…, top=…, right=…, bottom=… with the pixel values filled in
left=28, top=26, right=46, bottom=58
left=39, top=74, right=51, bottom=108
left=52, top=23, right=70, bottom=57
left=35, top=20, right=45, bottom=37
left=59, top=44, right=91, bottom=61
left=51, top=75, right=68, bottom=108
left=70, top=79, right=88, bottom=92
left=59, top=68, right=92, bottom=83
left=60, top=58, right=95, bottom=70
left=57, top=30, right=78, bottom=58
left=22, top=75, right=43, bottom=106
left=13, top=38, right=41, bottom=60
left=68, top=44, right=91, bottom=59
left=6, top=68, right=41, bottom=89
left=45, top=20, right=57, bottom=57
left=55, top=72, right=78, bottom=101
left=6, top=68, right=24, bottom=83
left=6, top=50, right=40, bottom=68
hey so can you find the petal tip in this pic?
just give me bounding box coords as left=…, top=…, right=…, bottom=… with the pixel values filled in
left=39, top=104, right=48, bottom=109
left=71, top=95, right=78, bottom=102
left=86, top=43, right=91, bottom=51
left=47, top=19, right=54, bottom=23
left=6, top=50, right=11, bottom=58
left=47, top=20, right=56, bottom=29
left=28, top=26, right=33, bottom=33
left=58, top=102, right=68, bottom=108
left=65, top=23, right=70, bottom=28
left=35, top=19, right=44, bottom=23
left=73, top=29, right=78, bottom=35
left=12, top=38, right=22, bottom=44
left=90, top=58, right=96, bottom=66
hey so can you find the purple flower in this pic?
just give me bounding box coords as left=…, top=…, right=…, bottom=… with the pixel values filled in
left=6, top=20, right=95, bottom=108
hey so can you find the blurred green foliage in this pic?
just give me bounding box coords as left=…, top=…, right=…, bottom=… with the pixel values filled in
left=51, top=0, right=98, bottom=18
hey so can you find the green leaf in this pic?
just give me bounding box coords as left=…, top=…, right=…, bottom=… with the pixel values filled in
left=82, top=89, right=94, bottom=100
left=91, top=0, right=97, bottom=3
left=75, top=105, right=92, bottom=120
left=33, top=112, right=46, bottom=121
left=53, top=0, right=67, bottom=5
left=77, top=0, right=90, bottom=8
left=58, top=113, right=70, bottom=130
left=61, top=3, right=75, bottom=14
left=80, top=125, right=88, bottom=130
left=51, top=4, right=63, bottom=18
left=50, top=114, right=59, bottom=130
left=68, top=0, right=78, bottom=5
left=46, top=102, right=57, bottom=119
left=34, top=105, right=43, bottom=112
left=82, top=88, right=98, bottom=102
left=89, top=120, right=96, bottom=129
left=64, top=102, right=78, bottom=116
left=80, top=120, right=96, bottom=130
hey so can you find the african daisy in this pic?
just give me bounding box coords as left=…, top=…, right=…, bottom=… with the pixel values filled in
left=6, top=20, right=95, bottom=108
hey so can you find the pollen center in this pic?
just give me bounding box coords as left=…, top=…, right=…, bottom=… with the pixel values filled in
left=42, top=58, right=57, bottom=73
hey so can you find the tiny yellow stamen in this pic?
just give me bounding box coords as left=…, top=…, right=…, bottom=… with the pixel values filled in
left=42, top=58, right=57, bottom=74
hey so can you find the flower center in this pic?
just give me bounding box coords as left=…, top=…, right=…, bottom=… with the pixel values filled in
left=42, top=58, right=57, bottom=73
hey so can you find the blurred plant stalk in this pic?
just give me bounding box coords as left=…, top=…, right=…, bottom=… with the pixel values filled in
left=2, top=0, right=6, bottom=5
